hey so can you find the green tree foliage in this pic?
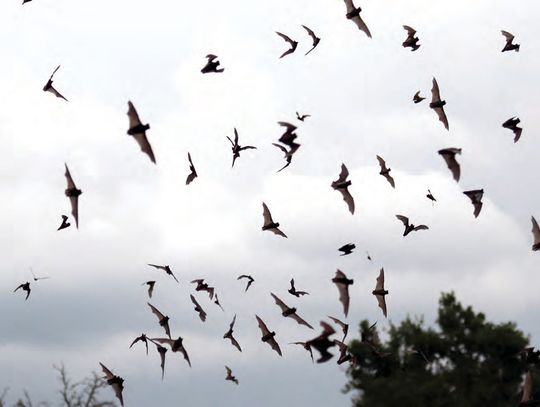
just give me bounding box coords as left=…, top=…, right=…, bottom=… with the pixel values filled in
left=345, top=292, right=539, bottom=407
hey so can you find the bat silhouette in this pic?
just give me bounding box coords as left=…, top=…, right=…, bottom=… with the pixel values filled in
left=190, top=279, right=215, bottom=299
left=30, top=268, right=50, bottom=281
left=127, top=101, right=155, bottom=163
left=227, top=128, right=256, bottom=168
left=372, top=268, right=389, bottom=318
left=255, top=315, right=282, bottom=356
left=143, top=281, right=155, bottom=298
left=57, top=215, right=70, bottom=231
left=14, top=282, right=31, bottom=300
left=237, top=275, right=254, bottom=292
left=426, top=189, right=436, bottom=204
left=152, top=337, right=191, bottom=367
left=262, top=202, right=287, bottom=238
left=22, top=0, right=32, bottom=4
left=288, top=278, right=309, bottom=297
left=463, top=189, right=484, bottom=218
left=129, top=333, right=149, bottom=355
left=148, top=338, right=167, bottom=380
left=331, top=163, right=355, bottom=214
left=520, top=371, right=538, bottom=406
left=306, top=321, right=336, bottom=363
left=190, top=294, right=207, bottom=322
left=147, top=264, right=179, bottom=283
left=395, top=215, right=429, bottom=236
left=438, top=148, right=461, bottom=182
left=276, top=32, right=298, bottom=58
left=64, top=164, right=82, bottom=229
left=332, top=270, right=353, bottom=317
left=413, top=91, right=425, bottom=104
left=225, top=366, right=239, bottom=385
left=223, top=314, right=242, bottom=352
left=328, top=316, right=349, bottom=341
left=272, top=143, right=292, bottom=172
left=366, top=251, right=372, bottom=261
left=502, top=117, right=522, bottom=142
left=43, top=65, right=68, bottom=101
left=334, top=340, right=355, bottom=365
left=214, top=294, right=224, bottom=311
left=290, top=341, right=314, bottom=362
left=339, top=243, right=356, bottom=256
left=201, top=54, right=224, bottom=73
left=99, top=363, right=124, bottom=407
left=186, top=153, right=198, bottom=185
left=376, top=155, right=395, bottom=188
left=302, top=25, right=320, bottom=55
left=277, top=121, right=301, bottom=156
left=430, top=78, right=449, bottom=130
left=501, top=30, right=520, bottom=52
left=402, top=25, right=420, bottom=51
left=531, top=216, right=540, bottom=251
left=343, top=0, right=372, bottom=38
left=271, top=293, right=313, bottom=329
left=147, top=302, right=171, bottom=339
left=296, top=111, right=311, bottom=122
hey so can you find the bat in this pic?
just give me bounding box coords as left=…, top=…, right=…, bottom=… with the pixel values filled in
left=226, top=128, right=256, bottom=168
left=302, top=25, right=320, bottom=55
left=22, top=0, right=32, bottom=4
left=296, top=111, right=311, bottom=121
left=127, top=101, right=155, bottom=163
left=372, top=268, right=389, bottom=318
left=413, top=91, right=425, bottom=104
left=328, top=316, right=349, bottom=341
left=334, top=340, right=355, bottom=365
left=149, top=339, right=168, bottom=380
left=332, top=270, right=353, bottom=317
left=531, top=216, right=540, bottom=251
left=147, top=302, right=171, bottom=339
left=438, top=148, right=461, bottom=182
left=277, top=122, right=300, bottom=155
left=255, top=315, right=282, bottom=356
left=186, top=153, right=198, bottom=185
left=306, top=321, right=337, bottom=363
left=502, top=117, right=523, bottom=142
left=190, top=294, right=207, bottom=322
left=331, top=163, right=355, bottom=214
left=290, top=341, right=314, bottom=363
left=43, top=65, right=68, bottom=101
left=14, top=282, right=31, bottom=300
left=143, top=281, right=155, bottom=298
left=152, top=337, right=191, bottom=367
left=366, top=251, right=372, bottom=261
left=430, top=78, right=449, bottom=130
left=338, top=243, right=356, bottom=256
left=57, top=215, right=70, bottom=231
left=288, top=278, right=309, bottom=297
left=463, top=189, right=484, bottom=218
left=343, top=0, right=372, bottom=38
left=395, top=215, right=429, bottom=236
left=272, top=143, right=292, bottom=172
left=261, top=202, right=287, bottom=238
left=129, top=333, right=149, bottom=355
left=426, top=189, right=436, bottom=203
left=64, top=164, right=82, bottom=229
left=223, top=314, right=242, bottom=352
left=30, top=268, right=50, bottom=281
left=402, top=25, right=420, bottom=51
left=214, top=294, right=224, bottom=311
left=99, top=363, right=124, bottom=406
left=501, top=30, right=520, bottom=52
left=237, top=275, right=254, bottom=292
left=190, top=279, right=215, bottom=299
left=376, top=155, right=395, bottom=188
left=225, top=366, right=239, bottom=385
left=271, top=293, right=313, bottom=329
left=147, top=264, right=179, bottom=283
left=201, top=54, right=224, bottom=73
left=276, top=32, right=298, bottom=58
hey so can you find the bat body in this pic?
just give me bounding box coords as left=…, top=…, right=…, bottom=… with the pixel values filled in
left=395, top=215, right=429, bottom=236
left=288, top=278, right=309, bottom=297
left=14, top=282, right=31, bottom=300
left=343, top=0, right=372, bottom=38
left=225, top=366, right=239, bottom=385
left=127, top=101, right=155, bottom=163
left=262, top=202, right=287, bottom=237
left=331, top=163, right=355, bottom=214
left=147, top=303, right=172, bottom=339
left=402, top=25, right=420, bottom=51
left=227, top=128, right=256, bottom=168
left=463, top=189, right=484, bottom=218
left=190, top=294, right=207, bottom=322
left=99, top=363, right=124, bottom=407
left=129, top=333, right=149, bottom=355
left=237, top=275, right=254, bottom=292
left=271, top=293, right=313, bottom=329
left=152, top=337, right=191, bottom=367
left=438, top=148, right=461, bottom=182
left=190, top=279, right=215, bottom=299
left=376, top=155, right=395, bottom=188
left=57, top=215, right=70, bottom=231
left=430, top=78, right=449, bottom=130
left=43, top=65, right=68, bottom=101
left=502, top=117, right=523, bottom=142
left=332, top=270, right=353, bottom=317
left=223, top=314, right=242, bottom=352
left=255, top=315, right=282, bottom=356
left=302, top=25, right=320, bottom=55
left=143, top=281, right=156, bottom=298
left=306, top=321, right=336, bottom=363
left=201, top=54, right=224, bottom=73
left=531, top=216, right=540, bottom=251
left=501, top=30, right=520, bottom=52
left=64, top=164, right=82, bottom=229
left=426, top=189, right=436, bottom=203
left=328, top=316, right=349, bottom=341
left=276, top=32, right=298, bottom=58
left=372, top=268, right=388, bottom=318
left=338, top=243, right=356, bottom=256
left=186, top=153, right=198, bottom=185
left=413, top=91, right=425, bottom=104
left=147, top=264, right=179, bottom=283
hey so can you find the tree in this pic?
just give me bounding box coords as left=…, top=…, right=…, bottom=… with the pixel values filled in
left=345, top=292, right=539, bottom=407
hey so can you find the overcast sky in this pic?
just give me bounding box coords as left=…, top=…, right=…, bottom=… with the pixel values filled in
left=1, top=0, right=539, bottom=406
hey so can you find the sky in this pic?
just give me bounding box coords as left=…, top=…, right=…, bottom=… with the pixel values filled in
left=1, top=0, right=539, bottom=406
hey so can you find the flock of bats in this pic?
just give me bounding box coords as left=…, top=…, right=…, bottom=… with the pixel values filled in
left=13, top=1, right=540, bottom=406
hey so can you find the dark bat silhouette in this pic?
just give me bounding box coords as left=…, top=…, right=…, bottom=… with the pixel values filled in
left=227, top=128, right=256, bottom=168
left=147, top=264, right=179, bottom=283
left=332, top=270, right=353, bottom=317
left=99, top=363, right=124, bottom=406
left=276, top=32, right=298, bottom=58
left=190, top=294, right=207, bottom=322
left=201, top=54, right=224, bottom=73
left=255, top=315, right=282, bottom=356
left=463, top=189, right=484, bottom=218
left=237, top=275, right=254, bottom=292
left=426, top=189, right=436, bottom=204
left=143, top=281, right=156, bottom=298
left=306, top=321, right=337, bottom=363
left=43, top=65, right=68, bottom=101
left=502, top=117, right=522, bottom=142
left=225, top=366, right=239, bottom=385
left=413, top=91, right=425, bottom=104
left=30, top=268, right=50, bottom=281
left=14, top=282, right=31, bottom=300
left=271, top=293, right=313, bottom=329
left=402, top=25, right=420, bottom=51
left=372, top=268, right=389, bottom=318
left=152, top=337, right=191, bottom=367
left=531, top=216, right=540, bottom=251
left=186, top=152, right=198, bottom=185
left=288, top=278, right=309, bottom=297
left=430, top=78, right=449, bottom=130
left=501, top=30, right=520, bottom=52
left=277, top=121, right=301, bottom=155
left=438, top=148, right=461, bottom=182
left=395, top=215, right=429, bottom=236
left=129, top=333, right=149, bottom=355
left=302, top=25, right=320, bottom=55
left=223, top=314, right=242, bottom=352
left=127, top=101, right=155, bottom=163
left=272, top=143, right=292, bottom=172
left=290, top=341, right=314, bottom=362
left=328, top=316, right=349, bottom=341
left=147, top=302, right=171, bottom=339
left=190, top=279, right=215, bottom=299
left=57, top=215, right=70, bottom=231
left=343, top=0, right=371, bottom=38
left=334, top=340, right=356, bottom=365
left=64, top=164, right=82, bottom=229
left=376, top=155, right=395, bottom=188
left=22, top=0, right=32, bottom=4
left=148, top=338, right=168, bottom=380
left=331, top=163, right=355, bottom=215
left=339, top=243, right=356, bottom=256
left=366, top=251, right=372, bottom=261
left=214, top=294, right=224, bottom=311
left=262, top=202, right=287, bottom=238
left=296, top=111, right=311, bottom=122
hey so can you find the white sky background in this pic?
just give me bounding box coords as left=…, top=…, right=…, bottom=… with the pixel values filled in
left=1, top=0, right=539, bottom=405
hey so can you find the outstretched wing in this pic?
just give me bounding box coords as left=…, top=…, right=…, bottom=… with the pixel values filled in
left=127, top=101, right=155, bottom=163
left=395, top=215, right=410, bottom=228
left=336, top=163, right=349, bottom=183
left=374, top=269, right=385, bottom=291
left=376, top=155, right=388, bottom=173
left=334, top=270, right=350, bottom=317
left=276, top=31, right=295, bottom=46
left=147, top=302, right=165, bottom=320
left=262, top=202, right=274, bottom=226
left=501, top=30, right=514, bottom=42
left=289, top=312, right=314, bottom=329
left=434, top=106, right=449, bottom=130
left=403, top=25, right=416, bottom=36
left=271, top=293, right=290, bottom=313
left=531, top=216, right=540, bottom=248
left=64, top=164, right=80, bottom=228
left=339, top=189, right=355, bottom=215
left=99, top=362, right=114, bottom=380
left=439, top=149, right=461, bottom=182
left=255, top=315, right=270, bottom=336
left=186, top=152, right=197, bottom=185
left=431, top=78, right=441, bottom=103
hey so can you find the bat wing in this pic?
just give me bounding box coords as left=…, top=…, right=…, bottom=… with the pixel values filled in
left=190, top=295, right=206, bottom=322
left=99, top=363, right=114, bottom=380
left=279, top=48, right=296, bottom=59
left=290, top=312, right=314, bottom=329
left=440, top=152, right=461, bottom=182
left=434, top=106, right=449, bottom=130
left=127, top=101, right=143, bottom=129
left=403, top=25, right=416, bottom=36
left=64, top=164, right=77, bottom=190
left=180, top=346, right=191, bottom=367
left=395, top=215, right=410, bottom=228
left=268, top=337, right=283, bottom=356
left=132, top=133, right=156, bottom=164
left=186, top=153, right=197, bottom=185
left=255, top=315, right=270, bottom=337
left=501, top=30, right=514, bottom=42
left=336, top=163, right=349, bottom=183
left=111, top=383, right=124, bottom=406
left=276, top=31, right=295, bottom=46
left=352, top=15, right=371, bottom=38
left=271, top=293, right=290, bottom=313
left=376, top=295, right=387, bottom=318
left=344, top=0, right=355, bottom=14
left=64, top=164, right=80, bottom=227
left=302, top=25, right=316, bottom=41
left=531, top=216, right=540, bottom=247
left=334, top=272, right=350, bottom=317
left=230, top=335, right=242, bottom=352
left=431, top=78, right=441, bottom=103
left=262, top=202, right=274, bottom=226
left=384, top=173, right=395, bottom=188
left=339, top=188, right=355, bottom=215
left=225, top=366, right=232, bottom=377
left=147, top=302, right=165, bottom=321
left=49, top=65, right=61, bottom=80
left=376, top=155, right=388, bottom=172
left=374, top=269, right=385, bottom=291
left=47, top=85, right=68, bottom=101
left=413, top=225, right=429, bottom=231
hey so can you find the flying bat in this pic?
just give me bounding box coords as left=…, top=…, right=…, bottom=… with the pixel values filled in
left=22, top=0, right=33, bottom=4
left=214, top=294, right=224, bottom=311
left=225, top=366, right=239, bottom=385
left=277, top=121, right=300, bottom=154
left=328, top=316, right=349, bottom=341
left=190, top=294, right=207, bottom=322
left=152, top=337, right=191, bottom=367
left=272, top=143, right=292, bottom=172
left=296, top=111, right=311, bottom=122
left=271, top=293, right=313, bottom=329
left=376, top=155, right=395, bottom=188
left=262, top=202, right=287, bottom=238
left=64, top=164, right=82, bottom=229
left=290, top=341, right=314, bottom=362
left=331, top=163, right=355, bottom=215
left=502, top=117, right=522, bottom=142
left=147, top=302, right=171, bottom=339
left=43, top=65, right=68, bottom=101
left=430, top=78, right=449, bottom=130
left=531, top=216, right=540, bottom=251
left=201, top=54, right=224, bottom=73
left=143, top=281, right=156, bottom=298
left=332, top=270, right=353, bottom=317
left=127, top=101, right=155, bottom=163
left=276, top=32, right=298, bottom=58
left=413, top=91, right=425, bottom=104
left=288, top=278, right=309, bottom=297
left=302, top=25, right=320, bottom=55
left=57, top=215, right=70, bottom=231
left=190, top=279, right=215, bottom=299
left=372, top=268, right=389, bottom=318
left=366, top=251, right=372, bottom=261
left=186, top=153, right=198, bottom=185
left=463, top=189, right=484, bottom=218
left=402, top=25, right=420, bottom=51
left=148, top=339, right=168, bottom=380
left=339, top=243, right=356, bottom=256
left=426, top=189, right=436, bottom=204
left=223, top=314, right=242, bottom=352
left=30, top=268, right=50, bottom=281
left=334, top=340, right=356, bottom=365
left=129, top=333, right=149, bottom=355
left=147, top=264, right=179, bottom=283
left=343, top=0, right=372, bottom=38
left=306, top=321, right=337, bottom=363
left=99, top=363, right=124, bottom=407
left=501, top=30, right=520, bottom=52
left=14, top=282, right=31, bottom=300
left=438, top=148, right=461, bottom=182
left=395, top=215, right=429, bottom=236
left=227, top=128, right=256, bottom=168
left=237, top=275, right=254, bottom=292
left=255, top=315, right=282, bottom=356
